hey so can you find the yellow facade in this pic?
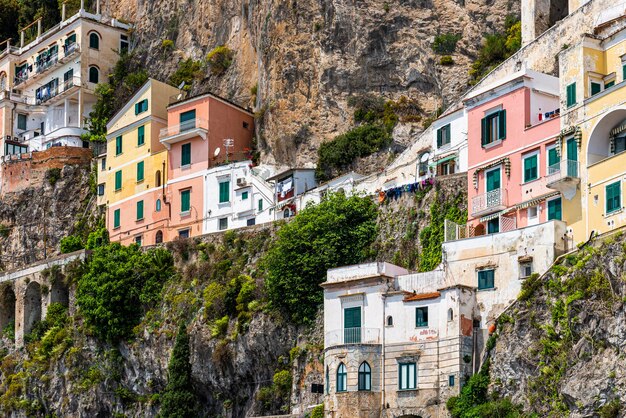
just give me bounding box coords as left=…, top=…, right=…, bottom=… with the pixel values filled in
left=559, top=28, right=626, bottom=242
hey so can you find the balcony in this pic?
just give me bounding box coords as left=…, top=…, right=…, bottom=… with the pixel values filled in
left=160, top=118, right=209, bottom=148
left=471, top=188, right=506, bottom=217
left=546, top=159, right=580, bottom=200
left=36, top=76, right=82, bottom=106
left=325, top=327, right=380, bottom=348
left=14, top=44, right=81, bottom=88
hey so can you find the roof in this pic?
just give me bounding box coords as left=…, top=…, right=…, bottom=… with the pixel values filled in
left=403, top=291, right=441, bottom=302
left=167, top=91, right=254, bottom=116
left=266, top=168, right=316, bottom=182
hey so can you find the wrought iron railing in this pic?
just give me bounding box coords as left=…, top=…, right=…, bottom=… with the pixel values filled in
left=471, top=188, right=503, bottom=215
left=325, top=327, right=380, bottom=347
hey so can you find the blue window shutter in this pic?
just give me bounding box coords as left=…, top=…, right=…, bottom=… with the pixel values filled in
left=437, top=128, right=442, bottom=147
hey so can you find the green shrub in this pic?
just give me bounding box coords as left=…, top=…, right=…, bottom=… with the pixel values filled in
left=86, top=226, right=109, bottom=250
left=203, top=282, right=227, bottom=320
left=206, top=46, right=234, bottom=75
left=469, top=16, right=521, bottom=84
left=46, top=168, right=62, bottom=187
left=264, top=193, right=377, bottom=323
left=161, top=39, right=174, bottom=50
left=273, top=370, right=292, bottom=395
left=0, top=223, right=10, bottom=238
left=599, top=399, right=621, bottom=418
left=2, top=320, right=14, bottom=341
left=211, top=315, right=229, bottom=338
left=235, top=275, right=256, bottom=312
left=60, top=235, right=84, bottom=253
left=440, top=55, right=454, bottom=65
left=432, top=33, right=461, bottom=54
left=169, top=59, right=203, bottom=91
left=310, top=404, right=324, bottom=418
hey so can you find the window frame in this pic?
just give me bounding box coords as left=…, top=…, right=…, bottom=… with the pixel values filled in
left=137, top=125, right=145, bottom=146
left=606, top=181, right=622, bottom=214
left=219, top=217, right=228, bottom=230
left=181, top=143, right=191, bottom=167
left=114, top=170, right=122, bottom=191
left=477, top=269, right=495, bottom=290
left=358, top=362, right=372, bottom=391
left=415, top=306, right=428, bottom=328
left=17, top=113, right=27, bottom=130
left=480, top=109, right=506, bottom=146
left=437, top=123, right=451, bottom=148
left=219, top=181, right=230, bottom=203
left=180, top=189, right=191, bottom=214
left=566, top=82, right=577, bottom=108
left=258, top=199, right=263, bottom=212
left=88, top=32, right=100, bottom=50
left=547, top=197, right=562, bottom=221
left=136, top=161, right=144, bottom=182
left=242, top=191, right=249, bottom=200
left=88, top=66, right=99, bottom=84
left=398, top=362, right=417, bottom=390
left=115, top=135, right=123, bottom=155
left=113, top=209, right=121, bottom=229
left=522, top=151, right=540, bottom=183
left=337, top=363, right=347, bottom=393
left=136, top=200, right=144, bottom=221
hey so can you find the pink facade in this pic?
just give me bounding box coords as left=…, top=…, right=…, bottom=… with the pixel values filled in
left=466, top=82, right=561, bottom=235
left=109, top=189, right=169, bottom=246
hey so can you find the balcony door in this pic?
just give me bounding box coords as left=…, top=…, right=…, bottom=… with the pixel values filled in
left=344, top=306, right=361, bottom=344
left=486, top=168, right=501, bottom=192
left=566, top=138, right=578, bottom=177
left=180, top=109, right=196, bottom=132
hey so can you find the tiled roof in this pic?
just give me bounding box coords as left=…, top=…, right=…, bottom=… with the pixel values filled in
left=403, top=291, right=441, bottom=302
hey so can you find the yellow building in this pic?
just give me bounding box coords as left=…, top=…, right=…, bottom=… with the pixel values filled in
left=557, top=24, right=626, bottom=242
left=97, top=79, right=179, bottom=246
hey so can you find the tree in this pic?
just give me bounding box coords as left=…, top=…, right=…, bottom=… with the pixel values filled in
left=264, top=193, right=378, bottom=323
left=158, top=324, right=199, bottom=418
left=0, top=0, right=19, bottom=43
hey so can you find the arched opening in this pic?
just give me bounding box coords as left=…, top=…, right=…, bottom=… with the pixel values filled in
left=0, top=72, right=6, bottom=91
left=336, top=362, right=347, bottom=392
left=474, top=223, right=486, bottom=237
left=387, top=315, right=393, bottom=326
left=23, top=281, right=41, bottom=337
left=587, top=108, right=626, bottom=165
left=88, top=66, right=99, bottom=84
left=50, top=277, right=69, bottom=307
left=156, top=199, right=162, bottom=212
left=155, top=170, right=162, bottom=187
left=155, top=230, right=163, bottom=244
left=89, top=32, right=100, bottom=50
left=0, top=285, right=16, bottom=337
left=358, top=362, right=371, bottom=391
left=448, top=308, right=454, bottom=322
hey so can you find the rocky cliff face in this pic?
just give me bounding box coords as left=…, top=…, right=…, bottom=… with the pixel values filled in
left=100, top=0, right=518, bottom=167
left=490, top=232, right=626, bottom=417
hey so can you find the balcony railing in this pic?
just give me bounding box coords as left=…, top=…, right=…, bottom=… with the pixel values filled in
left=159, top=118, right=209, bottom=140
left=36, top=54, right=59, bottom=74
left=325, top=327, right=380, bottom=347
left=471, top=188, right=505, bottom=216
left=546, top=159, right=579, bottom=182
left=36, top=76, right=81, bottom=105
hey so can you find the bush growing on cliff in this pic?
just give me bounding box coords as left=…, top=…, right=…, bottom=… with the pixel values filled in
left=206, top=45, right=234, bottom=75
left=469, top=15, right=521, bottom=84
left=60, top=235, right=84, bottom=254
left=158, top=324, right=199, bottom=418
left=432, top=33, right=461, bottom=54
left=263, top=193, right=377, bottom=323
left=76, top=244, right=174, bottom=342
left=169, top=59, right=204, bottom=90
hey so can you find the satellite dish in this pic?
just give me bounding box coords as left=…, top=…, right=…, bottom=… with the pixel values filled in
left=176, top=93, right=183, bottom=100
left=214, top=147, right=221, bottom=157
left=420, top=152, right=430, bottom=162
left=177, top=81, right=185, bottom=90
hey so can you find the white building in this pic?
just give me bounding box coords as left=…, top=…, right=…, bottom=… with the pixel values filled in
left=203, top=161, right=275, bottom=233
left=267, top=168, right=318, bottom=220
left=430, top=105, right=468, bottom=176
left=0, top=3, right=130, bottom=155
left=297, top=171, right=364, bottom=209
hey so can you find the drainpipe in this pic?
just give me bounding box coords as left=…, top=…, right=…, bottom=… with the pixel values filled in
left=381, top=278, right=389, bottom=414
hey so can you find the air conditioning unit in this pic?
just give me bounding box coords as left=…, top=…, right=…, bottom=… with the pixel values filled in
left=236, top=178, right=247, bottom=187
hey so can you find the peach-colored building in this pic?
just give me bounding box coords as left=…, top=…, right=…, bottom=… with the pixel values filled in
left=464, top=69, right=563, bottom=236
left=160, top=92, right=255, bottom=240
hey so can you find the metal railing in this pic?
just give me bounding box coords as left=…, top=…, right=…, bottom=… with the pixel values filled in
left=546, top=159, right=579, bottom=183
left=36, top=76, right=80, bottom=105
left=471, top=188, right=504, bottom=215
left=159, top=118, right=209, bottom=139
left=325, top=327, right=380, bottom=347
left=35, top=54, right=59, bottom=73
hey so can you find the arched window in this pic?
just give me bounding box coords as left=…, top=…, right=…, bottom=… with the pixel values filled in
left=89, top=32, right=100, bottom=50
left=448, top=308, right=454, bottom=322
left=155, top=230, right=163, bottom=244
left=387, top=315, right=393, bottom=326
left=89, top=66, right=99, bottom=84
left=155, top=170, right=162, bottom=187
left=336, top=363, right=347, bottom=392
left=0, top=72, right=6, bottom=91
left=358, top=362, right=371, bottom=391
left=156, top=199, right=162, bottom=212
left=284, top=208, right=291, bottom=218
left=325, top=366, right=330, bottom=395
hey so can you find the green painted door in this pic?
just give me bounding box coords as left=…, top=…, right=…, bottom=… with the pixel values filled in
left=344, top=307, right=361, bottom=344
left=567, top=138, right=578, bottom=177
left=486, top=168, right=501, bottom=192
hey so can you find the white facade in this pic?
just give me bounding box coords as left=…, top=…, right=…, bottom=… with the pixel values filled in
left=297, top=171, right=364, bottom=210
left=430, top=106, right=469, bottom=176
left=268, top=168, right=318, bottom=220
left=202, top=161, right=275, bottom=233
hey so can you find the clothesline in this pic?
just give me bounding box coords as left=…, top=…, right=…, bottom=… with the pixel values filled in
left=377, top=177, right=435, bottom=203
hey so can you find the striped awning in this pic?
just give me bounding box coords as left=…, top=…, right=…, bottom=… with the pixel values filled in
left=429, top=154, right=456, bottom=167
left=276, top=197, right=295, bottom=210
left=515, top=191, right=560, bottom=210
left=610, top=123, right=626, bottom=138
left=479, top=207, right=515, bottom=223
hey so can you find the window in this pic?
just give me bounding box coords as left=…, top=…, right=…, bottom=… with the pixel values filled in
left=520, top=262, right=533, bottom=278
left=137, top=125, right=145, bottom=146
left=136, top=161, right=144, bottom=182
left=527, top=206, right=538, bottom=221
left=547, top=145, right=559, bottom=170
left=606, top=181, right=621, bottom=214
left=134, top=236, right=142, bottom=246
left=97, top=184, right=105, bottom=196
left=358, top=362, right=371, bottom=391
left=136, top=200, right=144, bottom=220
left=337, top=363, right=347, bottom=392
left=115, top=135, right=123, bottom=155
left=387, top=316, right=394, bottom=326
left=156, top=199, right=162, bottom=212
left=246, top=218, right=256, bottom=226
left=449, top=375, right=455, bottom=387
left=415, top=307, right=428, bottom=327
left=344, top=306, right=361, bottom=343
left=399, top=362, right=416, bottom=390
left=258, top=199, right=263, bottom=212
left=180, top=109, right=196, bottom=131
left=219, top=181, right=230, bottom=203
left=178, top=229, right=190, bottom=239
left=17, top=114, right=27, bottom=130
left=326, top=366, right=330, bottom=395
left=566, top=83, right=576, bottom=107
left=63, top=68, right=73, bottom=88
left=155, top=170, right=162, bottom=187
left=437, top=124, right=451, bottom=148
left=590, top=81, right=602, bottom=96
left=478, top=269, right=495, bottom=290
left=113, top=209, right=120, bottom=229
left=547, top=197, right=562, bottom=220
left=88, top=66, right=99, bottom=83
left=120, top=34, right=129, bottom=54
left=114, top=170, right=122, bottom=191
left=181, top=189, right=191, bottom=213
left=89, top=32, right=100, bottom=49
left=181, top=143, right=191, bottom=166
left=242, top=191, right=249, bottom=200
left=605, top=80, right=615, bottom=89
left=155, top=230, right=163, bottom=244
left=487, top=218, right=499, bottom=234
left=219, top=217, right=228, bottom=230
left=447, top=308, right=453, bottom=322
left=480, top=110, right=506, bottom=146
left=135, top=99, right=148, bottom=115
left=523, top=153, right=538, bottom=183
left=101, top=157, right=106, bottom=171
left=614, top=135, right=626, bottom=155
left=243, top=121, right=249, bottom=129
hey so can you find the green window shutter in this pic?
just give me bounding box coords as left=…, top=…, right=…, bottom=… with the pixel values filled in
left=181, top=143, right=191, bottom=166
left=480, top=117, right=487, bottom=145
left=548, top=198, right=562, bottom=220
left=134, top=103, right=139, bottom=115
left=606, top=182, right=621, bottom=213
left=181, top=189, right=191, bottom=212
left=445, top=124, right=451, bottom=143
left=478, top=270, right=494, bottom=290
left=115, top=170, right=122, bottom=191
left=437, top=128, right=442, bottom=147
left=486, top=168, right=500, bottom=192
left=137, top=125, right=145, bottom=146
left=258, top=199, right=263, bottom=211
left=113, top=209, right=120, bottom=228
left=566, top=83, right=576, bottom=107
left=605, top=80, right=615, bottom=89
left=137, top=161, right=144, bottom=182
left=591, top=82, right=602, bottom=96
left=242, top=191, right=249, bottom=200
left=180, top=110, right=196, bottom=130
left=498, top=110, right=506, bottom=140
left=115, top=136, right=122, bottom=155
left=136, top=200, right=144, bottom=220
left=219, top=181, right=230, bottom=203
left=416, top=307, right=428, bottom=327
left=524, top=155, right=538, bottom=182
left=623, top=65, right=626, bottom=82
left=548, top=147, right=559, bottom=167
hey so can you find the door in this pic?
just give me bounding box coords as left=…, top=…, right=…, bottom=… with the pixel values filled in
left=566, top=138, right=578, bottom=177
left=344, top=307, right=361, bottom=344
left=179, top=110, right=196, bottom=131
left=486, top=168, right=501, bottom=192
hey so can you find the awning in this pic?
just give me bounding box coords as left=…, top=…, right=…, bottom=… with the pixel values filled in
left=610, top=123, right=626, bottom=138
left=429, top=154, right=456, bottom=167
left=515, top=191, right=560, bottom=209
left=276, top=197, right=295, bottom=210
left=479, top=207, right=515, bottom=223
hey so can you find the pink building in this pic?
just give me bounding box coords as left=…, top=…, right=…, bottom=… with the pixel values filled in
left=160, top=92, right=255, bottom=241
left=464, top=70, right=562, bottom=236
